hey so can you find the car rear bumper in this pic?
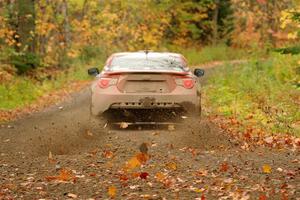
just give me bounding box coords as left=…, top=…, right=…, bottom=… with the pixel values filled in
left=91, top=88, right=199, bottom=116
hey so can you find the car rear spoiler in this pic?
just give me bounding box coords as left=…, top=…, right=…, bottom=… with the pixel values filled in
left=104, top=70, right=190, bottom=76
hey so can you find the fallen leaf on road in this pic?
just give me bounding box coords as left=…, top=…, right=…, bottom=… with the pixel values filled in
left=220, top=162, right=229, bottom=172
left=103, top=150, right=114, bottom=159
left=136, top=153, right=149, bottom=164
left=108, top=186, right=116, bottom=198
left=155, top=172, right=176, bottom=187
left=155, top=172, right=166, bottom=182
left=188, top=147, right=197, bottom=157
left=262, top=164, right=272, bottom=173
left=131, top=172, right=141, bottom=178
left=201, top=194, right=206, bottom=200
left=119, top=174, right=129, bottom=181
left=66, top=193, right=77, bottom=199
left=140, top=172, right=149, bottom=179
left=259, top=194, right=267, bottom=200
left=125, top=156, right=141, bottom=170
left=124, top=153, right=149, bottom=171
left=45, top=168, right=76, bottom=183
left=194, top=188, right=205, bottom=193
left=166, top=162, right=177, bottom=171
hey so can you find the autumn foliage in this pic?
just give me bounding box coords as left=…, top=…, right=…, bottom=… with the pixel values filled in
left=0, top=0, right=298, bottom=74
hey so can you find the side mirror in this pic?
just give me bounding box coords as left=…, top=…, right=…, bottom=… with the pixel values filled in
left=88, top=68, right=99, bottom=76
left=194, top=68, right=205, bottom=77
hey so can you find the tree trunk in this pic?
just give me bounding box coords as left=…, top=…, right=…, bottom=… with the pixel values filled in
left=17, top=0, right=36, bottom=52
left=212, top=0, right=220, bottom=45
left=62, top=0, right=70, bottom=47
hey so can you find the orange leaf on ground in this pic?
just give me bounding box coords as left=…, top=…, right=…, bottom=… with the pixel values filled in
left=136, top=153, right=149, bottom=164
left=119, top=174, right=129, bottom=181
left=108, top=185, right=116, bottom=198
left=259, top=194, right=267, bottom=200
left=123, top=152, right=149, bottom=171
left=262, top=164, right=272, bottom=173
left=89, top=173, right=96, bottom=177
left=155, top=172, right=166, bottom=182
left=125, top=156, right=141, bottom=170
left=45, top=168, right=76, bottom=182
left=131, top=172, right=141, bottom=178
left=103, top=150, right=114, bottom=159
left=220, top=162, right=229, bottom=172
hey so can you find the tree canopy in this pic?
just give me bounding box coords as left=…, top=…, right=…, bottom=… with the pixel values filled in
left=0, top=0, right=298, bottom=73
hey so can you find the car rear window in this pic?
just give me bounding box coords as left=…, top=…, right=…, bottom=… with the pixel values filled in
left=108, top=54, right=188, bottom=72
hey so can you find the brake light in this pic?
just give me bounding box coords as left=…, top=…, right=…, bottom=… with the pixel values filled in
left=97, top=76, right=118, bottom=88
left=183, top=79, right=194, bottom=89
left=175, top=77, right=195, bottom=89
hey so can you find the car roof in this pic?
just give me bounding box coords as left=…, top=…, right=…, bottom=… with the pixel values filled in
left=106, top=51, right=187, bottom=66
left=112, top=51, right=184, bottom=58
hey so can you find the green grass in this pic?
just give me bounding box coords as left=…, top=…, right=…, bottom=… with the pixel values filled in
left=204, top=53, right=300, bottom=136
left=0, top=58, right=101, bottom=110
left=167, top=44, right=259, bottom=65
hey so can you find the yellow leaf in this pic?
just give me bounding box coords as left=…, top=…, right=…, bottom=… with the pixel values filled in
left=194, top=188, right=205, bottom=193
left=108, top=185, right=116, bottom=198
left=155, top=172, right=166, bottom=182
left=125, top=156, right=141, bottom=171
left=262, top=164, right=272, bottom=173
left=166, top=162, right=177, bottom=170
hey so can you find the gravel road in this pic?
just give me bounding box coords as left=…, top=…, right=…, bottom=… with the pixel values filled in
left=0, top=70, right=299, bottom=199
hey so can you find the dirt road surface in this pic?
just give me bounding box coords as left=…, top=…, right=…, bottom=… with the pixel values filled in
left=0, top=70, right=299, bottom=199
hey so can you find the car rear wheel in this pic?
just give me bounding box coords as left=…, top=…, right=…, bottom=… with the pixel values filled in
left=89, top=101, right=108, bottom=129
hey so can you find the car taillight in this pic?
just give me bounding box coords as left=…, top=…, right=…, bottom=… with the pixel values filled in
left=183, top=79, right=194, bottom=89
left=175, top=78, right=195, bottom=89
left=97, top=77, right=118, bottom=88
